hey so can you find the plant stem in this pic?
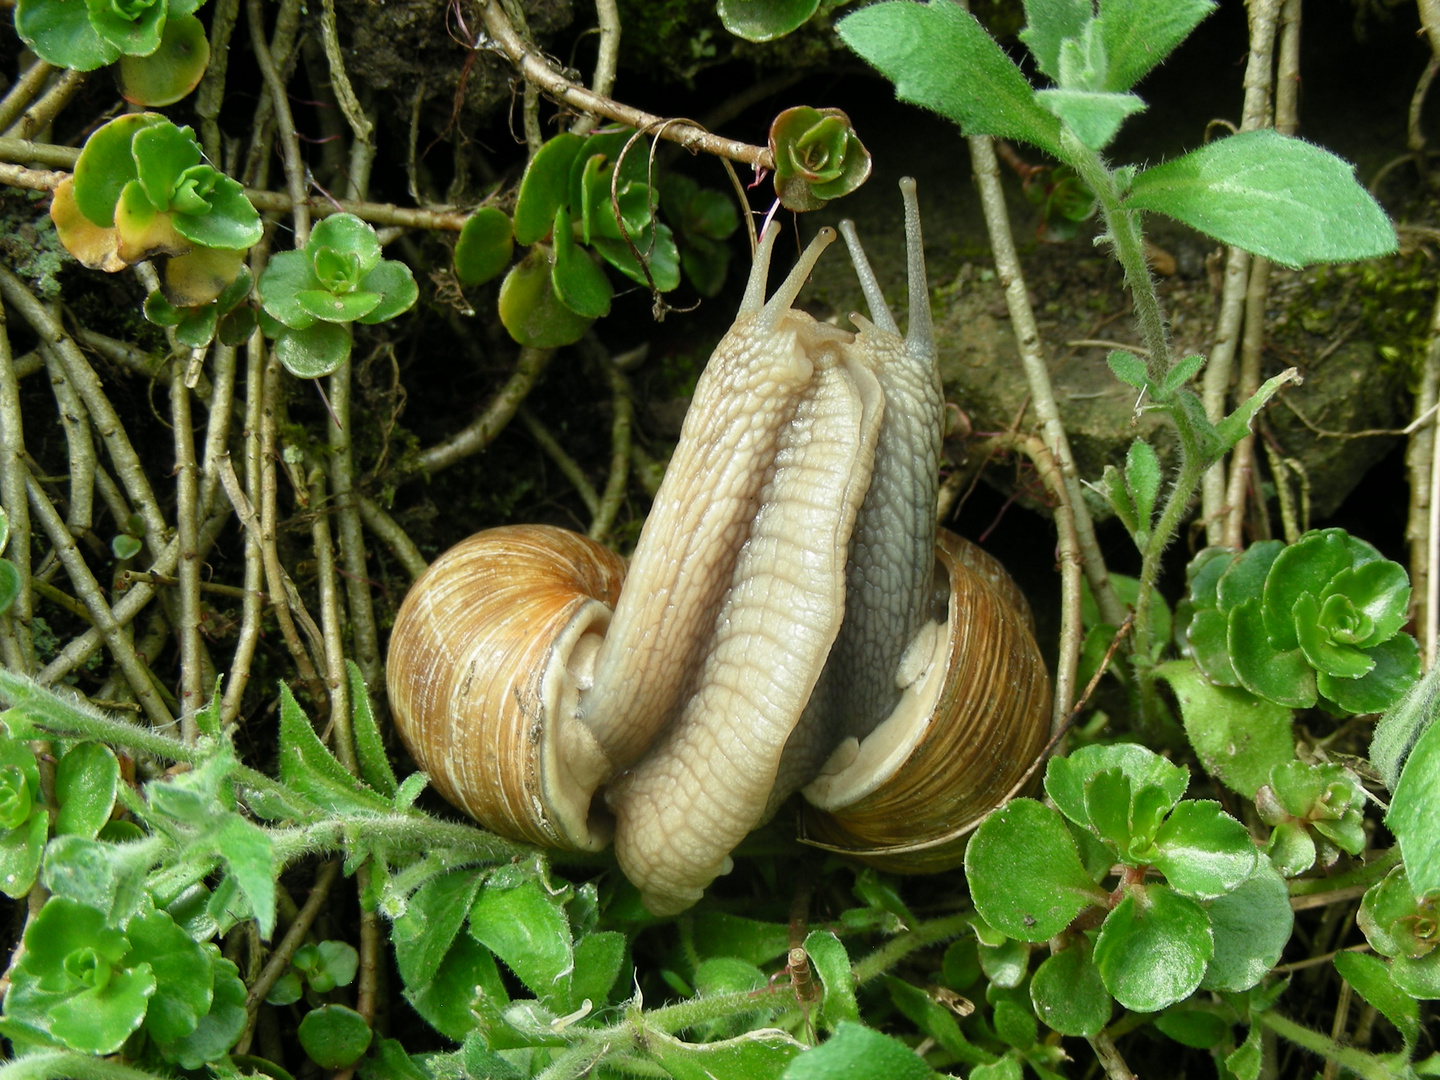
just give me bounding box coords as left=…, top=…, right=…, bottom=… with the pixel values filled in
left=851, top=911, right=973, bottom=985
left=1257, top=1011, right=1396, bottom=1080
left=0, top=294, right=34, bottom=673
left=0, top=1050, right=171, bottom=1080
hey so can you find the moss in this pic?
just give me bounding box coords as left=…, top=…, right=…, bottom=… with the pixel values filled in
left=0, top=189, right=69, bottom=301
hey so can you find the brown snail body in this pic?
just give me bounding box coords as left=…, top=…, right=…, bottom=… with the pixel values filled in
left=387, top=180, right=1051, bottom=915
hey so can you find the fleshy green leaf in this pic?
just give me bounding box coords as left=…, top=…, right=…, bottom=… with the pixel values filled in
left=1093, top=886, right=1213, bottom=1011
left=1154, top=1006, right=1230, bottom=1049
left=513, top=133, right=586, bottom=246
left=1227, top=599, right=1316, bottom=709
left=551, top=207, right=613, bottom=319
left=117, top=14, right=211, bottom=107
left=454, top=207, right=514, bottom=286
left=965, top=798, right=1108, bottom=941
left=838, top=1, right=1063, bottom=158
left=1030, top=944, right=1111, bottom=1036
left=129, top=908, right=212, bottom=1044
left=497, top=248, right=595, bottom=348
left=258, top=251, right=321, bottom=329
left=1320, top=632, right=1420, bottom=715
left=158, top=957, right=246, bottom=1068
left=275, top=323, right=353, bottom=379
left=1125, top=131, right=1398, bottom=269
left=308, top=214, right=383, bottom=275
left=15, top=0, right=121, bottom=70
left=72, top=114, right=162, bottom=228
left=1150, top=800, right=1256, bottom=899
left=172, top=174, right=263, bottom=249
left=298, top=1005, right=372, bottom=1069
left=294, top=288, right=383, bottom=324
left=357, top=260, right=419, bottom=324
left=132, top=122, right=202, bottom=210
left=1200, top=860, right=1293, bottom=991
left=85, top=0, right=166, bottom=56
left=1044, top=742, right=1188, bottom=829
left=717, top=0, right=820, bottom=42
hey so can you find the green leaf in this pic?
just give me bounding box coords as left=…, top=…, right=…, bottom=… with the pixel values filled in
left=966, top=799, right=1107, bottom=941
left=1371, top=661, right=1440, bottom=790
left=308, top=214, right=384, bottom=275
left=1213, top=368, right=1301, bottom=453
left=402, top=934, right=506, bottom=1042
left=54, top=742, right=118, bottom=839
left=977, top=937, right=1030, bottom=989
left=1018, top=0, right=1093, bottom=80
left=298, top=1005, right=372, bottom=1069
left=175, top=304, right=220, bottom=349
left=1030, top=944, right=1111, bottom=1036
left=172, top=174, right=263, bottom=249
left=357, top=260, right=420, bottom=324
left=570, top=930, right=624, bottom=1011
left=295, top=288, right=383, bottom=324
left=345, top=661, right=397, bottom=799
left=468, top=876, right=573, bottom=1009
left=129, top=907, right=212, bottom=1044
left=116, top=13, right=210, bottom=107
left=837, top=1, right=1063, bottom=159
left=392, top=869, right=484, bottom=987
left=1124, top=131, right=1398, bottom=269
left=1216, top=540, right=1283, bottom=612
left=1226, top=1024, right=1263, bottom=1080
left=1037, top=89, right=1145, bottom=150
left=591, top=222, right=682, bottom=291
left=886, top=976, right=989, bottom=1063
left=1392, top=950, right=1440, bottom=999
left=1200, top=859, right=1292, bottom=991
left=1044, top=742, right=1188, bottom=829
left=1093, top=886, right=1213, bottom=1011
left=0, top=560, right=18, bottom=619
left=690, top=911, right=791, bottom=966
left=717, top=0, right=819, bottom=42
left=1155, top=659, right=1294, bottom=798
left=1151, top=801, right=1256, bottom=899
left=1389, top=714, right=1440, bottom=895
left=1099, top=465, right=1139, bottom=539
left=1154, top=1006, right=1229, bottom=1049
left=0, top=807, right=48, bottom=899
left=497, top=248, right=595, bottom=348
left=275, top=323, right=353, bottom=380
left=85, top=0, right=166, bottom=56
left=277, top=683, right=391, bottom=815
left=51, top=965, right=156, bottom=1053
left=1265, top=820, right=1316, bottom=877
left=15, top=0, right=121, bottom=69
left=1159, top=354, right=1207, bottom=400
left=551, top=207, right=613, bottom=319
left=781, top=1020, right=941, bottom=1080
left=1107, top=348, right=1151, bottom=392
left=258, top=251, right=321, bottom=329
left=514, top=133, right=587, bottom=246
left=1125, top=439, right=1161, bottom=540
left=653, top=1026, right=807, bottom=1080
left=971, top=1060, right=1023, bottom=1080
left=1227, top=599, right=1316, bottom=709
left=72, top=114, right=161, bottom=228
left=1095, top=0, right=1217, bottom=91
left=454, top=207, right=514, bottom=286
left=1333, top=950, right=1419, bottom=1048
left=212, top=815, right=276, bottom=939
left=131, top=122, right=201, bottom=210
left=1320, top=632, right=1420, bottom=715
left=159, top=957, right=246, bottom=1068
left=803, top=929, right=858, bottom=1030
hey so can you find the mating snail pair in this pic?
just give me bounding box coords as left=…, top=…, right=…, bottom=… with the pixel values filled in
left=387, top=180, right=1051, bottom=915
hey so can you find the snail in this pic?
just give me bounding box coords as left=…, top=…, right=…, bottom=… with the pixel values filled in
left=387, top=179, right=1051, bottom=915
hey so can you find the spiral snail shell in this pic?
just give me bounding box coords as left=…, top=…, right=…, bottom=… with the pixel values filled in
left=387, top=179, right=1051, bottom=915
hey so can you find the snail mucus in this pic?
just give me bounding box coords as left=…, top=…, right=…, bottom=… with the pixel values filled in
left=386, top=180, right=1052, bottom=916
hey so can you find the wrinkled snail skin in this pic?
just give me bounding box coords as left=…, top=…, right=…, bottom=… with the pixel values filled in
left=385, top=178, right=1053, bottom=914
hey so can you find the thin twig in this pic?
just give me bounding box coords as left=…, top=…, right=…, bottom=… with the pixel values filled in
left=2, top=68, right=85, bottom=141
left=307, top=471, right=353, bottom=766
left=1408, top=287, right=1440, bottom=657
left=356, top=495, right=428, bottom=579
left=40, top=345, right=95, bottom=536
left=0, top=296, right=35, bottom=672
left=25, top=473, right=174, bottom=729
left=414, top=345, right=553, bottom=474
left=571, top=0, right=622, bottom=137
left=965, top=134, right=1125, bottom=630
left=248, top=0, right=311, bottom=246
left=519, top=405, right=600, bottom=515
left=169, top=363, right=204, bottom=741
left=222, top=331, right=267, bottom=724
left=0, top=60, right=56, bottom=135
left=590, top=354, right=633, bottom=544
left=329, top=362, right=384, bottom=698
left=480, top=0, right=773, bottom=171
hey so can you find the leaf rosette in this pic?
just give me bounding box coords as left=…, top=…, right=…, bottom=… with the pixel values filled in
left=50, top=115, right=260, bottom=305
left=258, top=214, right=418, bottom=379
left=1255, top=760, right=1366, bottom=876
left=1183, top=529, right=1420, bottom=714
left=15, top=0, right=210, bottom=104
left=769, top=106, right=872, bottom=212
